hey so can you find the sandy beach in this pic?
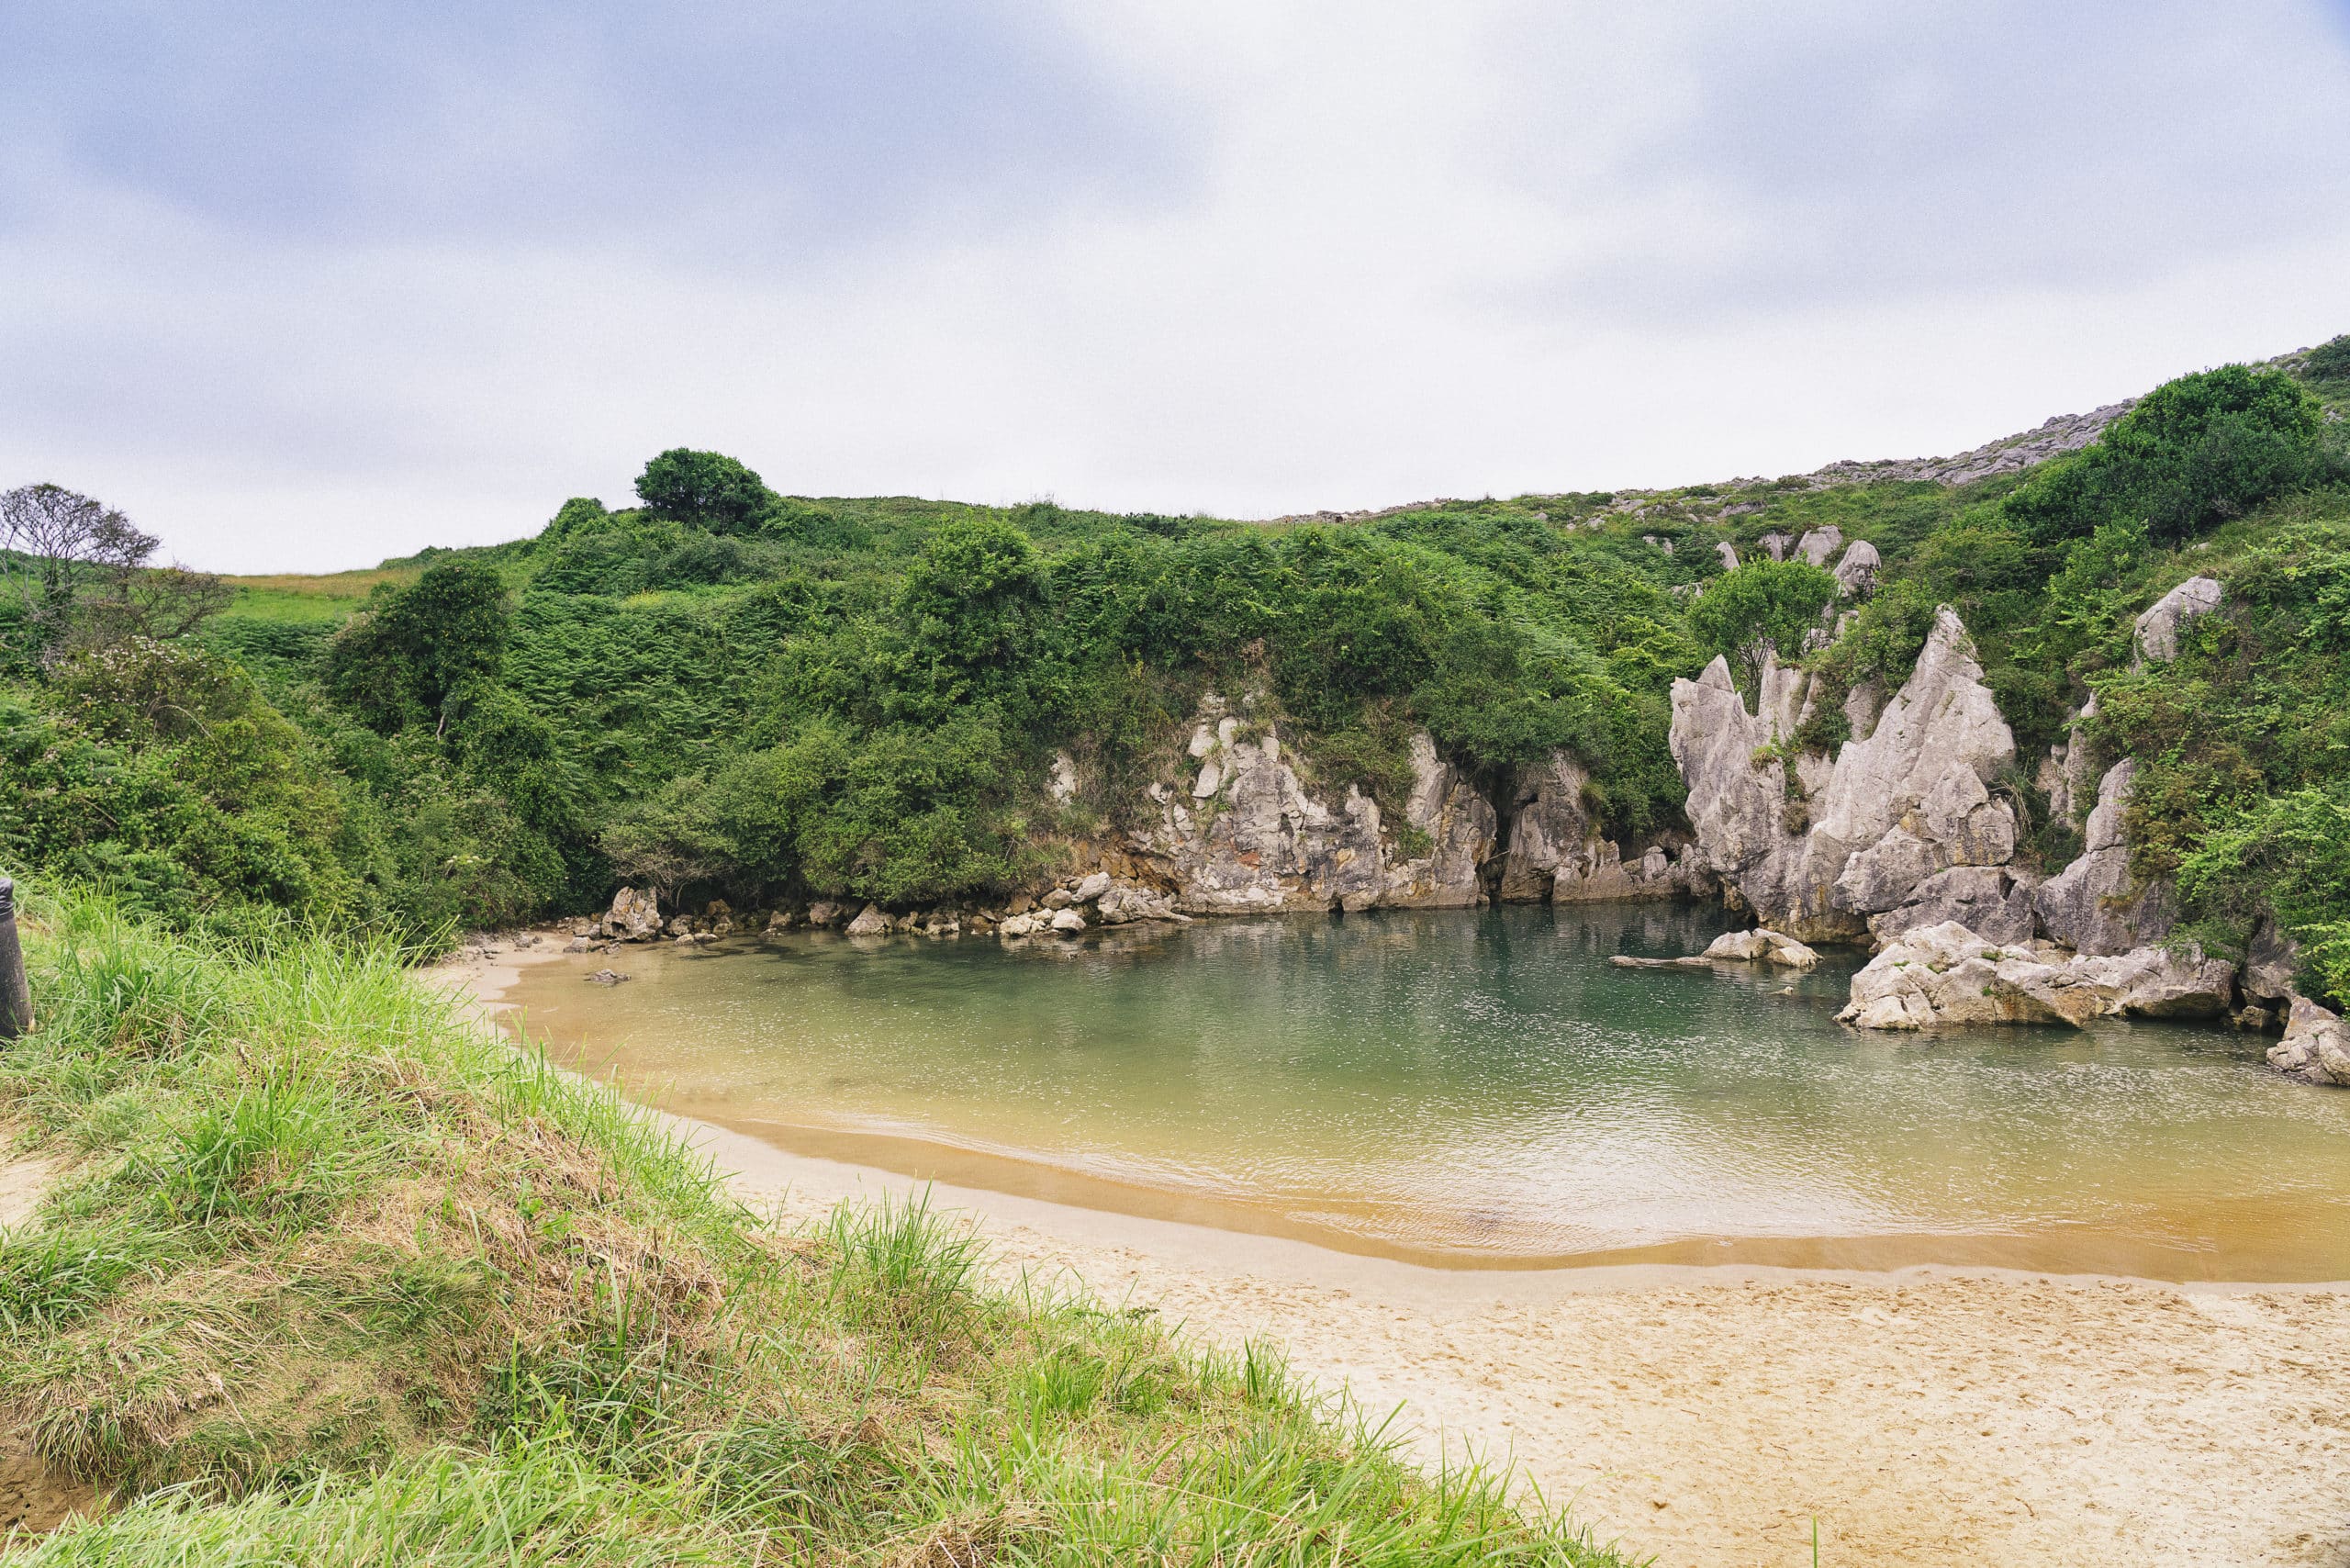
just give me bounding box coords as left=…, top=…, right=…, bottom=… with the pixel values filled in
left=440, top=939, right=2350, bottom=1567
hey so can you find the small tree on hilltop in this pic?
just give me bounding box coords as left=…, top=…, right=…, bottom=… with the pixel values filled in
left=1, top=483, right=161, bottom=655
left=1688, top=558, right=1841, bottom=696
left=634, top=449, right=775, bottom=533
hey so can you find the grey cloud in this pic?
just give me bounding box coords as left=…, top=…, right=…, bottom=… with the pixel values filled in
left=1502, top=1, right=2350, bottom=316
left=1, top=1, right=1192, bottom=259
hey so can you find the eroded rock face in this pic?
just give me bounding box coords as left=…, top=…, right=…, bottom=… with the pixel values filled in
left=1836, top=923, right=2235, bottom=1031
left=1833, top=540, right=1882, bottom=598
left=1494, top=752, right=1591, bottom=902
left=1129, top=714, right=1492, bottom=913
left=1670, top=607, right=2020, bottom=943
left=1865, top=866, right=2038, bottom=946
left=2133, top=577, right=2223, bottom=665
left=2032, top=759, right=2175, bottom=957
left=599, top=886, right=663, bottom=942
left=2269, top=996, right=2350, bottom=1086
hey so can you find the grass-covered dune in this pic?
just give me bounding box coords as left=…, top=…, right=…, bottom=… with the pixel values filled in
left=0, top=888, right=1633, bottom=1565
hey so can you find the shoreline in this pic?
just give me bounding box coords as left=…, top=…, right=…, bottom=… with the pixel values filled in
left=430, top=935, right=2350, bottom=1566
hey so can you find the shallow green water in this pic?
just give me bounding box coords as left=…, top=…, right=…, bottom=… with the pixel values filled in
left=505, top=902, right=2350, bottom=1279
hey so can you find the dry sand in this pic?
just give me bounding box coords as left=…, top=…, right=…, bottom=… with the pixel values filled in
left=441, top=938, right=2350, bottom=1568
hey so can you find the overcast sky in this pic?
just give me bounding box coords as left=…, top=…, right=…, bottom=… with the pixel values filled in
left=6, top=2, right=2347, bottom=575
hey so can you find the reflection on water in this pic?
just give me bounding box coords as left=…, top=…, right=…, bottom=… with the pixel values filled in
left=502, top=902, right=2350, bottom=1280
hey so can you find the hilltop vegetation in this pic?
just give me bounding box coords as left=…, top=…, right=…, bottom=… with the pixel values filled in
left=5, top=339, right=2348, bottom=996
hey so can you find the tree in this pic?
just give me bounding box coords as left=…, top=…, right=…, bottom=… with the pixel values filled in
left=1686, top=558, right=1840, bottom=694
left=634, top=449, right=775, bottom=533
left=0, top=483, right=162, bottom=654
left=326, top=559, right=510, bottom=732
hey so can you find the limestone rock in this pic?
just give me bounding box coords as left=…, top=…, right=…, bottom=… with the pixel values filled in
left=1833, top=540, right=1881, bottom=598
left=2132, top=577, right=2223, bottom=665
left=1049, top=907, right=1087, bottom=934
left=805, top=901, right=846, bottom=927
left=1837, top=924, right=2104, bottom=1030
left=1702, top=928, right=1820, bottom=969
left=1042, top=889, right=1073, bottom=910
left=997, top=913, right=1040, bottom=937
left=2032, top=760, right=2175, bottom=956
left=599, top=886, right=663, bottom=942
left=585, top=969, right=631, bottom=986
left=1494, top=751, right=1591, bottom=902
left=1094, top=882, right=1184, bottom=924
left=1670, top=606, right=2018, bottom=943
left=1759, top=532, right=1792, bottom=561
left=2065, top=946, right=2238, bottom=1019
left=1866, top=866, right=2037, bottom=946
left=2268, top=995, right=2350, bottom=1086
left=1795, top=526, right=1842, bottom=567
left=1046, top=751, right=1080, bottom=805
left=1073, top=871, right=1113, bottom=903
left=1716, top=541, right=1740, bottom=572
left=2244, top=918, right=2300, bottom=1007
left=845, top=904, right=890, bottom=936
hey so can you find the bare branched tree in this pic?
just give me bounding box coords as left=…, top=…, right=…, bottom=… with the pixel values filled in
left=0, top=483, right=192, bottom=655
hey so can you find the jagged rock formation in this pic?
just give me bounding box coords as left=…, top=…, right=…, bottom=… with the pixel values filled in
left=1128, top=708, right=1492, bottom=913
left=2031, top=759, right=2174, bottom=957
left=599, top=886, right=664, bottom=941
left=1670, top=607, right=2020, bottom=942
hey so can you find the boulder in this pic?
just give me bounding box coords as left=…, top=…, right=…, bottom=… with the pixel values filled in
left=563, top=936, right=596, bottom=954
left=1838, top=922, right=2234, bottom=1031
left=845, top=904, right=890, bottom=936
left=1833, top=540, right=1882, bottom=598
left=2132, top=577, right=2223, bottom=665
left=1042, top=888, right=1074, bottom=910
left=1046, top=751, right=1080, bottom=805
left=1795, top=526, right=1842, bottom=567
left=600, top=886, right=664, bottom=943
left=1094, top=882, right=1186, bottom=924
left=1759, top=532, right=1793, bottom=561
left=2032, top=760, right=2175, bottom=956
left=1073, top=871, right=1113, bottom=903
left=585, top=969, right=631, bottom=986
left=1049, top=907, right=1088, bottom=935
left=1702, top=928, right=1820, bottom=969
left=2268, top=996, right=2350, bottom=1086
left=1837, top=924, right=2104, bottom=1030
left=766, top=910, right=795, bottom=933
left=1716, top=541, right=1740, bottom=572
left=997, top=913, right=1040, bottom=937
left=806, top=901, right=846, bottom=927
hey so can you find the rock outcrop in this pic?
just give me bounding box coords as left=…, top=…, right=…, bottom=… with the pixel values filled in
left=2269, top=996, right=2350, bottom=1086
left=1671, top=607, right=2020, bottom=942
left=2032, top=759, right=2174, bottom=957
left=2132, top=577, right=2223, bottom=665
left=1837, top=923, right=2236, bottom=1031
left=1833, top=540, right=1882, bottom=598
left=1494, top=752, right=1592, bottom=902
left=1129, top=709, right=1492, bottom=913
left=599, top=886, right=664, bottom=942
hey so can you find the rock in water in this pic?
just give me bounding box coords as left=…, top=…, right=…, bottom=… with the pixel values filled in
left=1700, top=929, right=1821, bottom=969
left=585, top=969, right=631, bottom=986
left=2269, top=996, right=2350, bottom=1086
left=1049, top=907, right=1087, bottom=934
left=845, top=904, right=890, bottom=936
left=1838, top=923, right=2235, bottom=1031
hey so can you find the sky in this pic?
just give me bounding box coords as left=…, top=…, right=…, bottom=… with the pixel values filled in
left=4, top=2, right=2348, bottom=575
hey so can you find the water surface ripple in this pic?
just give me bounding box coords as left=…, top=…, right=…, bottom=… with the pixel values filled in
left=505, top=903, right=2350, bottom=1280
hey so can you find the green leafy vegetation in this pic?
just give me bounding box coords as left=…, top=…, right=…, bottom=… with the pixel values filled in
left=4, top=348, right=2347, bottom=998
left=0, top=890, right=1634, bottom=1564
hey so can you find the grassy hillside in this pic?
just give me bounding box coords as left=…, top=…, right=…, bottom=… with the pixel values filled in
left=0, top=889, right=1631, bottom=1563
left=5, top=338, right=2347, bottom=997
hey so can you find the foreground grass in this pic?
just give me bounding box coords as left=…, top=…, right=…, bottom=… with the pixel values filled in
left=0, top=891, right=1636, bottom=1565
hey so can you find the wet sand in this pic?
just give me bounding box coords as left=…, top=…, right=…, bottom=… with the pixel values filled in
left=434, top=938, right=2350, bottom=1567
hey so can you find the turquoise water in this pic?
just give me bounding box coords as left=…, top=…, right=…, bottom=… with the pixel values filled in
left=505, top=902, right=2350, bottom=1279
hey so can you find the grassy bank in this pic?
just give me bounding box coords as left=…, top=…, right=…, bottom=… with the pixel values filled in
left=0, top=889, right=1633, bottom=1565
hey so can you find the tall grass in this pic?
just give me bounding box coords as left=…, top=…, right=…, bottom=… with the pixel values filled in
left=0, top=886, right=1639, bottom=1565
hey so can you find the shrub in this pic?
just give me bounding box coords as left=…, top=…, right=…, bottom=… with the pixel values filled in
left=634, top=448, right=775, bottom=533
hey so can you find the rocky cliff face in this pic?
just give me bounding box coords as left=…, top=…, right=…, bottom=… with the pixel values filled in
left=1669, top=607, right=2020, bottom=942
left=1124, top=709, right=1494, bottom=913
